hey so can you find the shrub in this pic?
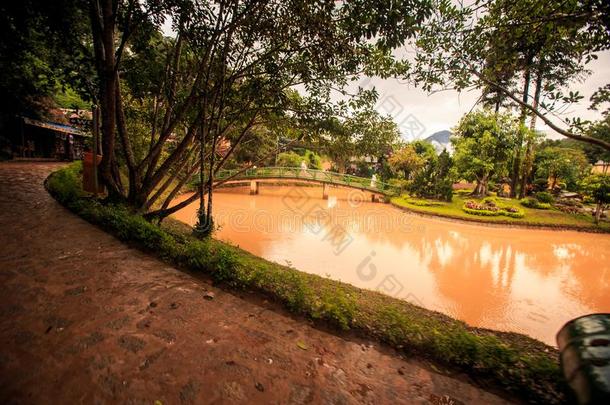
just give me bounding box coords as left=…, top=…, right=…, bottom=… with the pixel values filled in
left=405, top=198, right=442, bottom=207
left=45, top=161, right=83, bottom=204
left=520, top=197, right=550, bottom=210
left=535, top=192, right=554, bottom=203
left=532, top=178, right=549, bottom=193
left=463, top=205, right=500, bottom=216
left=276, top=151, right=303, bottom=168
left=387, top=178, right=411, bottom=195
left=482, top=196, right=499, bottom=206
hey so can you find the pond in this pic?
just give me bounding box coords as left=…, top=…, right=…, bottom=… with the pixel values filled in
left=172, top=184, right=610, bottom=346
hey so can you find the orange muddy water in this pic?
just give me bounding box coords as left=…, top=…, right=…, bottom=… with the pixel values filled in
left=172, top=184, right=610, bottom=346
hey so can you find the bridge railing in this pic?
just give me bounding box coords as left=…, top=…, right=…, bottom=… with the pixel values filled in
left=214, top=166, right=397, bottom=194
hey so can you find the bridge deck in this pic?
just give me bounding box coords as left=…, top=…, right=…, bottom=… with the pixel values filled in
left=214, top=167, right=396, bottom=195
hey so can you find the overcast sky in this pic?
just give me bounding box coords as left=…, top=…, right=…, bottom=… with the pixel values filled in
left=356, top=50, right=610, bottom=141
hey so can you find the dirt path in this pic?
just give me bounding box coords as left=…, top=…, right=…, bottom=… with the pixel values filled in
left=0, top=162, right=514, bottom=404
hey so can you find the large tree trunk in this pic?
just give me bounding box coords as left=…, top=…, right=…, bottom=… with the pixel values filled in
left=595, top=202, right=604, bottom=224
left=471, top=173, right=489, bottom=197
left=510, top=66, right=531, bottom=198
left=518, top=66, right=543, bottom=199
left=90, top=0, right=122, bottom=199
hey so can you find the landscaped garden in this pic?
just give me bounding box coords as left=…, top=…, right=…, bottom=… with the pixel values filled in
left=392, top=191, right=610, bottom=232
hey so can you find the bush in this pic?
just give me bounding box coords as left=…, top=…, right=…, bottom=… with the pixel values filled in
left=387, top=178, right=410, bottom=195
left=520, top=197, right=551, bottom=210
left=482, top=196, right=498, bottom=205
left=405, top=198, right=442, bottom=207
left=535, top=192, right=554, bottom=203
left=276, top=151, right=303, bottom=168
left=463, top=205, right=500, bottom=216
left=45, top=161, right=84, bottom=204
left=532, top=178, right=549, bottom=193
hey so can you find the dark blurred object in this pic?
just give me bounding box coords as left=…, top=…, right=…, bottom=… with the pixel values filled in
left=557, top=314, right=610, bottom=404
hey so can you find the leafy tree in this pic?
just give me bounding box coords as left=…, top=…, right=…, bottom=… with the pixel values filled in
left=388, top=144, right=425, bottom=180
left=452, top=110, right=517, bottom=196
left=0, top=0, right=91, bottom=126
left=534, top=146, right=590, bottom=190
left=78, top=0, right=434, bottom=228
left=580, top=174, right=610, bottom=223
left=322, top=109, right=400, bottom=173
left=388, top=140, right=453, bottom=200
left=411, top=0, right=610, bottom=153
left=411, top=148, right=454, bottom=201
left=276, top=152, right=302, bottom=168
left=576, top=117, right=610, bottom=165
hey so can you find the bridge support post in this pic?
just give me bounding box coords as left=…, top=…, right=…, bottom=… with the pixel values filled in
left=322, top=183, right=328, bottom=200
left=250, top=180, right=259, bottom=195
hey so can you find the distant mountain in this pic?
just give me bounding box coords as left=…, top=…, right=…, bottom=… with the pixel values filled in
left=424, top=130, right=452, bottom=154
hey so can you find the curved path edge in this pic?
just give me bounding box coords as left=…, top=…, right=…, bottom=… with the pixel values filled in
left=0, top=161, right=514, bottom=404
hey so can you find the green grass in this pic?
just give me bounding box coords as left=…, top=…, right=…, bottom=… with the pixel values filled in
left=392, top=193, right=610, bottom=233
left=46, top=163, right=568, bottom=404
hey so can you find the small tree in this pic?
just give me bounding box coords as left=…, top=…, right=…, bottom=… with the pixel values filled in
left=452, top=110, right=517, bottom=197
left=580, top=174, right=610, bottom=223
left=388, top=144, right=425, bottom=180
left=535, top=146, right=590, bottom=190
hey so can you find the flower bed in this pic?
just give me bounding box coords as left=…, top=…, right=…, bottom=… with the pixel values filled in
left=463, top=199, right=525, bottom=218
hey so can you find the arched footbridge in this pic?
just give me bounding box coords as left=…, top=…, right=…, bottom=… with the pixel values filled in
left=214, top=166, right=397, bottom=201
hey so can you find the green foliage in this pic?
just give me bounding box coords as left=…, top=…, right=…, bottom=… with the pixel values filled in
left=580, top=174, right=610, bottom=222
left=277, top=150, right=322, bottom=170
left=386, top=178, right=410, bottom=195
left=45, top=161, right=83, bottom=204
left=1, top=1, right=93, bottom=120
left=535, top=192, right=554, bottom=203
left=520, top=197, right=551, bottom=210
left=580, top=174, right=610, bottom=205
left=405, top=198, right=442, bottom=207
left=276, top=151, right=303, bottom=168
left=47, top=164, right=565, bottom=403
left=322, top=109, right=400, bottom=172
left=452, top=110, right=518, bottom=195
left=303, top=150, right=322, bottom=170
left=390, top=143, right=454, bottom=201
left=54, top=86, right=89, bottom=110
left=388, top=144, right=425, bottom=178
left=534, top=146, right=590, bottom=190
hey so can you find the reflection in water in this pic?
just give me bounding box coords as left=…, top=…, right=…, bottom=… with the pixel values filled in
left=172, top=184, right=610, bottom=345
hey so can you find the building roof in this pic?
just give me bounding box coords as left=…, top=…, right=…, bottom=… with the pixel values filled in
left=23, top=117, right=89, bottom=137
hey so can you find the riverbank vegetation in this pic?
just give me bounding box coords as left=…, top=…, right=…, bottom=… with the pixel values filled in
left=392, top=192, right=610, bottom=233
left=383, top=109, right=610, bottom=230
left=47, top=163, right=567, bottom=404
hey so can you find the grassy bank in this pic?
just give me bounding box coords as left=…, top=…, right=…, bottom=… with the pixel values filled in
left=392, top=193, right=610, bottom=233
left=46, top=163, right=567, bottom=404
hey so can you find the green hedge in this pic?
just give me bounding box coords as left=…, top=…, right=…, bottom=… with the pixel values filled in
left=462, top=206, right=501, bottom=216
left=46, top=163, right=566, bottom=404
left=521, top=197, right=552, bottom=210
